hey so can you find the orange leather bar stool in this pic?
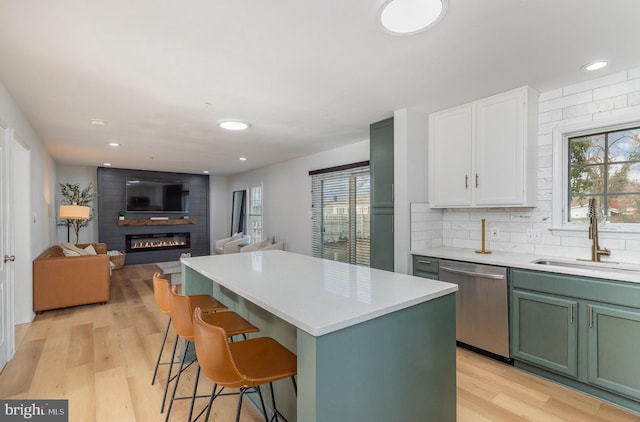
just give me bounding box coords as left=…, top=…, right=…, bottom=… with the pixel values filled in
left=193, top=307, right=297, bottom=422
left=153, top=273, right=228, bottom=407
left=165, top=287, right=260, bottom=422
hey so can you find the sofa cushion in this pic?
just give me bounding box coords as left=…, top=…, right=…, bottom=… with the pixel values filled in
left=62, top=248, right=81, bottom=257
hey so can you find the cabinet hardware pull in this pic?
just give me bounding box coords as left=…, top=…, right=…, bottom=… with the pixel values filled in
left=589, top=306, right=593, bottom=328
left=417, top=260, right=432, bottom=265
left=476, top=173, right=479, bottom=188
left=465, top=174, right=469, bottom=189
left=569, top=303, right=573, bottom=324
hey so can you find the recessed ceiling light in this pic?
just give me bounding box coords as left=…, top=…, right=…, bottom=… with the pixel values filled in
left=107, top=142, right=120, bottom=147
left=103, top=162, right=112, bottom=166
left=91, top=119, right=106, bottom=126
left=219, top=120, right=250, bottom=131
left=239, top=156, right=247, bottom=161
left=203, top=170, right=210, bottom=174
left=379, top=0, right=447, bottom=35
left=582, top=61, right=608, bottom=72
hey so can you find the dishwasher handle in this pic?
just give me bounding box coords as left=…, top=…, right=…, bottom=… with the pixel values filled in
left=439, top=266, right=505, bottom=280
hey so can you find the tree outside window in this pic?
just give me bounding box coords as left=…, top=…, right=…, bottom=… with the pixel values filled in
left=568, top=127, right=640, bottom=223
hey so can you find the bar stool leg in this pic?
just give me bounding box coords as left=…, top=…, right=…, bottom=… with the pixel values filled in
left=161, top=333, right=179, bottom=413
left=151, top=316, right=172, bottom=385
left=165, top=341, right=191, bottom=422
left=204, top=384, right=217, bottom=421
left=235, top=388, right=246, bottom=422
left=188, top=365, right=201, bottom=422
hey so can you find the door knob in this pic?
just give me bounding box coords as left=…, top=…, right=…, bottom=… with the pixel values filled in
left=4, top=255, right=15, bottom=263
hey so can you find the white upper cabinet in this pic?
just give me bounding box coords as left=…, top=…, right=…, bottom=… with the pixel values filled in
left=428, top=86, right=538, bottom=208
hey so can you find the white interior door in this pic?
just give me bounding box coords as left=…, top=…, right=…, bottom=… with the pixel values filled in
left=0, top=122, right=15, bottom=371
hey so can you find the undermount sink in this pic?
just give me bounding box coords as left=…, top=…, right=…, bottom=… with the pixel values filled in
left=531, top=258, right=640, bottom=273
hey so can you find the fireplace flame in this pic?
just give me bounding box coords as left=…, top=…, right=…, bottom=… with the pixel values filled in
left=132, top=240, right=187, bottom=249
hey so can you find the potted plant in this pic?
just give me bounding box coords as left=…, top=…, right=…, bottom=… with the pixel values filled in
left=58, top=182, right=96, bottom=243
left=118, top=210, right=126, bottom=220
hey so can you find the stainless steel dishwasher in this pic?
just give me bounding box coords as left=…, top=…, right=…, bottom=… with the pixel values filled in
left=438, top=259, right=510, bottom=361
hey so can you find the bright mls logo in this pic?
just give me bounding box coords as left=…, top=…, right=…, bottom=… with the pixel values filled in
left=0, top=400, right=68, bottom=421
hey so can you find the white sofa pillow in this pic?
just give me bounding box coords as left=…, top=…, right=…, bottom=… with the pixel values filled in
left=62, top=248, right=81, bottom=257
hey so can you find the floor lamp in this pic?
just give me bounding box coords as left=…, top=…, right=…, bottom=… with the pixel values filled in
left=59, top=204, right=90, bottom=243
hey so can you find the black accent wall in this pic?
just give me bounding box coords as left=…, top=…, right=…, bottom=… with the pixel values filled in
left=97, top=167, right=210, bottom=265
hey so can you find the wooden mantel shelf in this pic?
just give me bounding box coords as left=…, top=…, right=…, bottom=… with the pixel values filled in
left=117, top=218, right=198, bottom=226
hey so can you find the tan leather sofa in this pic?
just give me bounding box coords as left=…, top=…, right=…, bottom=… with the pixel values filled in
left=33, top=243, right=111, bottom=312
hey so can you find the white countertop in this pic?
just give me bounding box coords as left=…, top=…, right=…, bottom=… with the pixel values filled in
left=411, top=247, right=640, bottom=284
left=182, top=250, right=458, bottom=336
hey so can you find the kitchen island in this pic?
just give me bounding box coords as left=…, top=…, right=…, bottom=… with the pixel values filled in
left=182, top=250, right=458, bottom=422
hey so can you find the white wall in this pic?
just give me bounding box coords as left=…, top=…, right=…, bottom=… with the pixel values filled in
left=394, top=108, right=429, bottom=274
left=411, top=66, right=640, bottom=263
left=227, top=140, right=369, bottom=256
left=55, top=164, right=99, bottom=244
left=0, top=80, right=56, bottom=325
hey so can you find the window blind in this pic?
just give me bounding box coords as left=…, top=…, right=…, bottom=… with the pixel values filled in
left=311, top=163, right=370, bottom=266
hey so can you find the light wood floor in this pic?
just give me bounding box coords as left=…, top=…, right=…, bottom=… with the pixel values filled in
left=1, top=264, right=638, bottom=421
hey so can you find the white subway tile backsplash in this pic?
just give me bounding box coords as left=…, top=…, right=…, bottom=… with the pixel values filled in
left=539, top=88, right=563, bottom=102
left=539, top=91, right=592, bottom=113
left=562, top=71, right=628, bottom=96
left=594, top=104, right=640, bottom=121
left=594, top=94, right=628, bottom=112
left=629, top=68, right=640, bottom=80
left=629, top=92, right=640, bottom=106
left=563, top=102, right=598, bottom=119
left=593, top=78, right=640, bottom=101
left=539, top=109, right=563, bottom=124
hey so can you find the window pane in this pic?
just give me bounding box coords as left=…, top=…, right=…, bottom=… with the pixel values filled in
left=569, top=134, right=605, bottom=164
left=322, top=178, right=350, bottom=263
left=249, top=186, right=262, bottom=243
left=608, top=128, right=640, bottom=162
left=606, top=195, right=640, bottom=223
left=355, top=174, right=370, bottom=267
left=608, top=163, right=640, bottom=193
left=568, top=125, right=640, bottom=225
left=570, top=164, right=604, bottom=196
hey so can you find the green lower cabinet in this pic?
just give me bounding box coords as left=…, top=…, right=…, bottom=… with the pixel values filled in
left=511, top=268, right=640, bottom=413
left=412, top=255, right=439, bottom=280
left=587, top=303, right=640, bottom=400
left=512, top=290, right=578, bottom=377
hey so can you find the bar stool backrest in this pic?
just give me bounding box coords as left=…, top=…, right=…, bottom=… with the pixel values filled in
left=152, top=273, right=171, bottom=314
left=168, top=286, right=196, bottom=341
left=193, top=307, right=246, bottom=388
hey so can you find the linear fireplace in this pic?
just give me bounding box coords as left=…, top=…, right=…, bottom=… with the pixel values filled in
left=125, top=232, right=191, bottom=253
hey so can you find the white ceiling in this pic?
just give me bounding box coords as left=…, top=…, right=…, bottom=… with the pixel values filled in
left=1, top=0, right=639, bottom=175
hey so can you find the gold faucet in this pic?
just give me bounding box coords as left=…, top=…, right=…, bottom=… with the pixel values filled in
left=587, top=198, right=610, bottom=262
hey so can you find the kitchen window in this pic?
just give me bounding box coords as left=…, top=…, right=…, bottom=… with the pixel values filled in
left=553, top=117, right=640, bottom=232
left=310, top=162, right=370, bottom=266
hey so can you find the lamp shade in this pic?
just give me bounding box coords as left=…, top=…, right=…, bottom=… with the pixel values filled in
left=59, top=204, right=90, bottom=220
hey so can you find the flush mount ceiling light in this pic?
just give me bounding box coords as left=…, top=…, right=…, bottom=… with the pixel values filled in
left=90, top=118, right=106, bottom=126
left=581, top=61, right=608, bottom=72
left=107, top=141, right=120, bottom=147
left=103, top=162, right=112, bottom=166
left=203, top=170, right=210, bottom=174
left=239, top=156, right=247, bottom=161
left=379, top=0, right=447, bottom=35
left=219, top=120, right=250, bottom=131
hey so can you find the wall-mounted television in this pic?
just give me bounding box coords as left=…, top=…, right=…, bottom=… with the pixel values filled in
left=125, top=178, right=190, bottom=212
